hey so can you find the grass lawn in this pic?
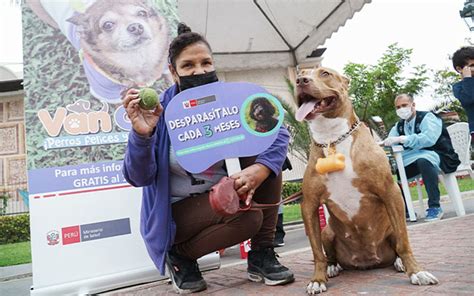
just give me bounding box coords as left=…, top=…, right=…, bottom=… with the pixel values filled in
left=408, top=176, right=474, bottom=200
left=0, top=241, right=31, bottom=267
left=283, top=204, right=303, bottom=223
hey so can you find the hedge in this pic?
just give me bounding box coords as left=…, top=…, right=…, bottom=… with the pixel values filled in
left=0, top=214, right=30, bottom=244
left=282, top=181, right=302, bottom=200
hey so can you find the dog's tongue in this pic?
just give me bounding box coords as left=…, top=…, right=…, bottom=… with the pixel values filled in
left=295, top=101, right=316, bottom=122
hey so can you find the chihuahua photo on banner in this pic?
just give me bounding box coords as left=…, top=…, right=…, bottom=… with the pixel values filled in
left=27, top=0, right=170, bottom=104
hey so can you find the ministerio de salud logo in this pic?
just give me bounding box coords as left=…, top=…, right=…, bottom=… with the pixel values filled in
left=46, top=230, right=60, bottom=246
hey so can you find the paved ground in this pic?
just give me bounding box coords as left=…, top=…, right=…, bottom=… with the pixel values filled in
left=104, top=214, right=474, bottom=295
left=2, top=193, right=474, bottom=295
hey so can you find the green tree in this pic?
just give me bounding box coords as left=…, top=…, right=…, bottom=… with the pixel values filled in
left=431, top=69, right=467, bottom=122
left=343, top=43, right=429, bottom=129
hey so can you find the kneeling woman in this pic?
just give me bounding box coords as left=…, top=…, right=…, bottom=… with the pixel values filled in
left=122, top=23, right=294, bottom=294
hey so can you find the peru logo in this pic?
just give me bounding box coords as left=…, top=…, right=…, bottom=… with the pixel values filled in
left=62, top=225, right=81, bottom=245
left=46, top=230, right=60, bottom=246
left=182, top=99, right=198, bottom=109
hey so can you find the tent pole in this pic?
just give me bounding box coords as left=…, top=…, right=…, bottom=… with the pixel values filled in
left=253, top=0, right=297, bottom=65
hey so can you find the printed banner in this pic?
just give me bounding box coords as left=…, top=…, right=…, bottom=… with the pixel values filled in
left=22, top=1, right=181, bottom=295
left=165, top=82, right=284, bottom=173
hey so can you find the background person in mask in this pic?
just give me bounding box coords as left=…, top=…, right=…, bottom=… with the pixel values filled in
left=383, top=94, right=447, bottom=222
left=122, top=23, right=294, bottom=294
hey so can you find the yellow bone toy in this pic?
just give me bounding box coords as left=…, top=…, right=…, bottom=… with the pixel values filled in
left=315, top=144, right=346, bottom=174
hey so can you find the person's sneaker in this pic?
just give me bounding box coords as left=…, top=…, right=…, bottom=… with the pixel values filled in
left=165, top=248, right=207, bottom=294
left=425, top=207, right=444, bottom=222
left=247, top=247, right=294, bottom=285
left=273, top=236, right=285, bottom=247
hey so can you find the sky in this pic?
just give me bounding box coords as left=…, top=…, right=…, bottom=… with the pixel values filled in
left=320, top=0, right=473, bottom=109
left=0, top=1, right=22, bottom=64
left=322, top=0, right=472, bottom=73
left=0, top=0, right=473, bottom=108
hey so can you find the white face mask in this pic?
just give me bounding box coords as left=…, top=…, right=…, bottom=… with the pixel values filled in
left=396, top=107, right=413, bottom=120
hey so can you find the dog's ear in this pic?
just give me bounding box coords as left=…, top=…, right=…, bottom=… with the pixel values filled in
left=67, top=13, right=90, bottom=32
left=265, top=99, right=276, bottom=116
left=135, top=0, right=159, bottom=17
left=148, top=4, right=158, bottom=17
left=341, top=75, right=350, bottom=88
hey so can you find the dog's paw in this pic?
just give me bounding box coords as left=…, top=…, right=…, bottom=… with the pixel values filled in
left=393, top=257, right=405, bottom=272
left=327, top=263, right=342, bottom=278
left=409, top=271, right=439, bottom=285
left=307, top=281, right=327, bottom=294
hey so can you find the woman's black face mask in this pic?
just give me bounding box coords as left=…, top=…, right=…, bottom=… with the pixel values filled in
left=178, top=71, right=218, bottom=91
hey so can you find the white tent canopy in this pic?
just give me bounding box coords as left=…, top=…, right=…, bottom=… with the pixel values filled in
left=179, top=0, right=371, bottom=71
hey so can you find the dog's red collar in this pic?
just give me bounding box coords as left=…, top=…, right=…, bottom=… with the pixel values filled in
left=313, top=120, right=361, bottom=148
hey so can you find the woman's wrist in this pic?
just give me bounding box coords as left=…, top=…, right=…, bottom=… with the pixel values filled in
left=251, top=163, right=271, bottom=184
left=135, top=130, right=153, bottom=138
left=131, top=128, right=155, bottom=141
left=133, top=126, right=155, bottom=138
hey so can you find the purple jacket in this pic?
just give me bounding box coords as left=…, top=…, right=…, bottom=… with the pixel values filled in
left=123, top=84, right=290, bottom=274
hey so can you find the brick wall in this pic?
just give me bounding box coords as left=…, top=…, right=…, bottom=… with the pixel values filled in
left=0, top=91, right=28, bottom=214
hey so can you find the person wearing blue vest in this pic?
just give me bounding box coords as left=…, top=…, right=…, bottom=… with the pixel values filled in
left=452, top=46, right=474, bottom=144
left=383, top=94, right=460, bottom=222
left=121, top=23, right=294, bottom=294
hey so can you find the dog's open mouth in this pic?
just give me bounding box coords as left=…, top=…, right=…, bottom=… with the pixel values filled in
left=295, top=94, right=337, bottom=121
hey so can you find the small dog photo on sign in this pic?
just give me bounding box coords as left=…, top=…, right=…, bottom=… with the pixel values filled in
left=247, top=97, right=279, bottom=133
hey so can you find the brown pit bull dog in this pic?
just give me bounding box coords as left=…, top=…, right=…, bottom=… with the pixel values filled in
left=294, top=67, right=438, bottom=294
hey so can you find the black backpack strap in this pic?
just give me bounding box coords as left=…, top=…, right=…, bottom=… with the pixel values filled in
left=282, top=157, right=293, bottom=171
left=413, top=111, right=428, bottom=134
left=397, top=111, right=428, bottom=135
left=397, top=119, right=405, bottom=135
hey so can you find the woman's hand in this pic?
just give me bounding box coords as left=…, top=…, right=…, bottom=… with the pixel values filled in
left=231, top=163, right=271, bottom=205
left=123, top=88, right=163, bottom=137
